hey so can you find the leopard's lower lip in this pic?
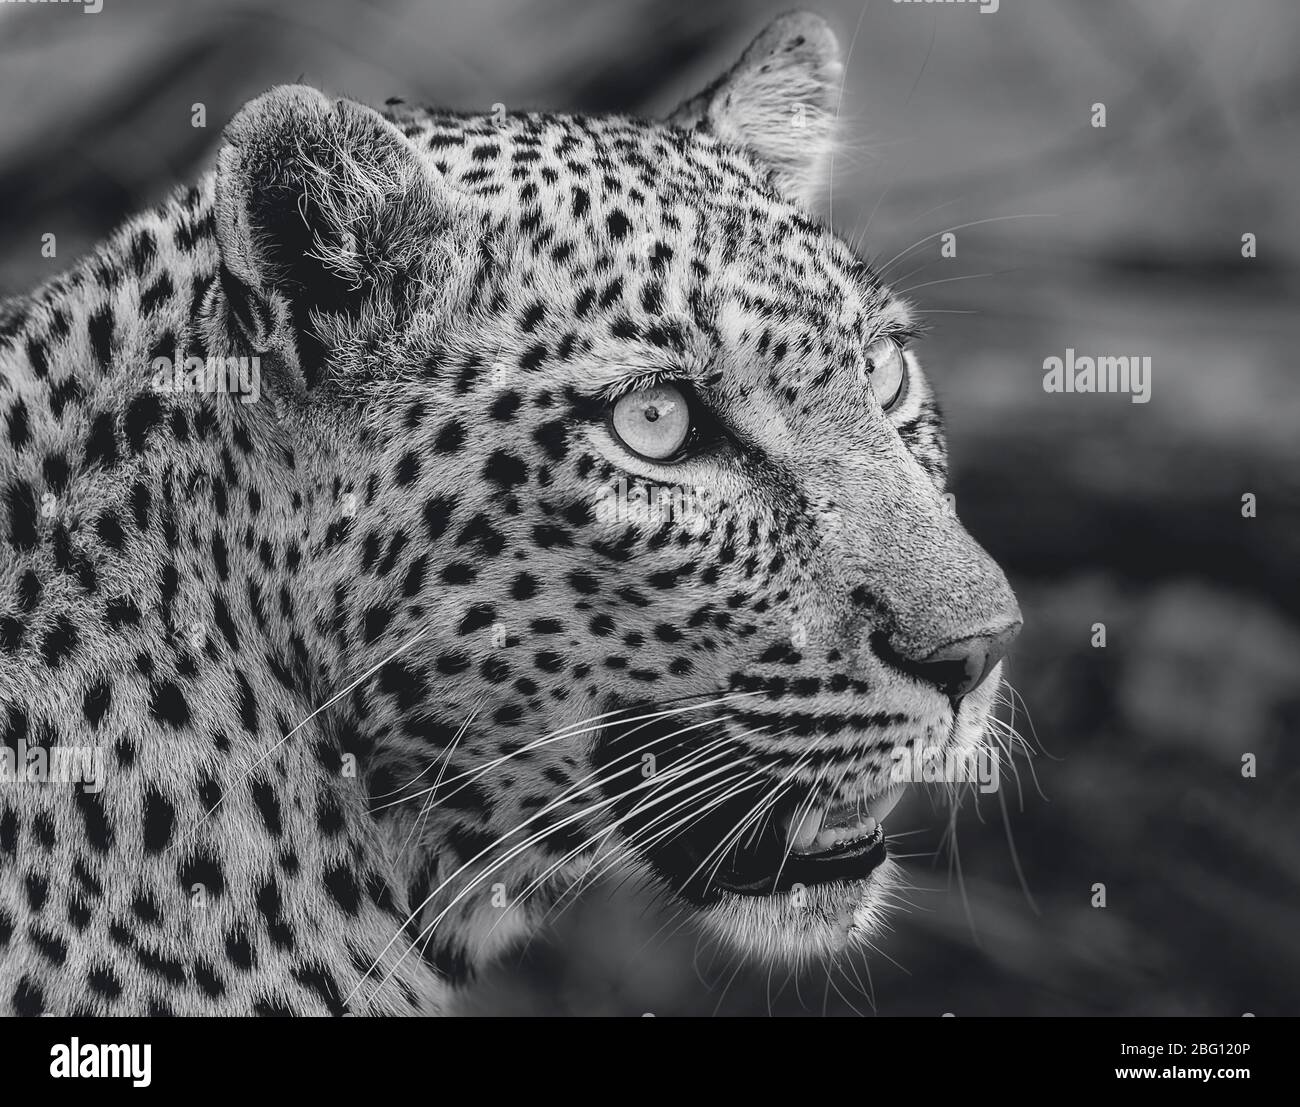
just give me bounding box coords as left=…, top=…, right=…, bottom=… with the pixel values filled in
left=678, top=818, right=888, bottom=900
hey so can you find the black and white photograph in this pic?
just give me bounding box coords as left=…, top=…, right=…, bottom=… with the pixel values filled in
left=0, top=0, right=1295, bottom=1057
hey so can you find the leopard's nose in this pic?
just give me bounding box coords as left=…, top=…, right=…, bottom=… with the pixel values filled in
left=897, top=622, right=1021, bottom=698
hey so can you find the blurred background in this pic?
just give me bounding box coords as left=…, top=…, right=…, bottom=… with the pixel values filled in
left=1, top=0, right=1296, bottom=1015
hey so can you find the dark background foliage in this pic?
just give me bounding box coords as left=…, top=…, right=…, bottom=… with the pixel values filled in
left=2, top=0, right=1295, bottom=1015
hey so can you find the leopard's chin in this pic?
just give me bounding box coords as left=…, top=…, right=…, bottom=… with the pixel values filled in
left=694, top=860, right=902, bottom=963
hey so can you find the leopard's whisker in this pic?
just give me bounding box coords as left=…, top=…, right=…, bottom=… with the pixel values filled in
left=394, top=699, right=483, bottom=861
left=372, top=696, right=484, bottom=799
left=490, top=752, right=764, bottom=944
left=544, top=731, right=779, bottom=915
left=369, top=690, right=755, bottom=814
left=367, top=756, right=740, bottom=1000
left=874, top=213, right=1058, bottom=278
left=540, top=724, right=786, bottom=933
left=709, top=738, right=814, bottom=893
left=346, top=712, right=747, bottom=1003
left=433, top=728, right=753, bottom=939
left=683, top=736, right=810, bottom=897
left=824, top=0, right=874, bottom=228
left=169, top=624, right=433, bottom=854
left=894, top=270, right=1010, bottom=297
left=766, top=747, right=865, bottom=894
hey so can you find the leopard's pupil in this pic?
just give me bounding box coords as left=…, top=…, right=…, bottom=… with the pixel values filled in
left=644, top=407, right=660, bottom=423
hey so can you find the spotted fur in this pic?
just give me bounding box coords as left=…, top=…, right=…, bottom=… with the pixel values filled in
left=0, top=13, right=1018, bottom=1014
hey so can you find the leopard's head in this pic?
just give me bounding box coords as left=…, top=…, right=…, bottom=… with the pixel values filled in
left=211, top=12, right=1020, bottom=969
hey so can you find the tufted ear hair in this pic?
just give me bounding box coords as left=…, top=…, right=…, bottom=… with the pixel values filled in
left=214, top=84, right=447, bottom=390
left=667, top=12, right=842, bottom=209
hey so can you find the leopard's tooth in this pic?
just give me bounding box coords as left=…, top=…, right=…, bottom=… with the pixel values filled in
left=782, top=805, right=826, bottom=852
left=865, top=787, right=904, bottom=823
left=808, top=816, right=880, bottom=852
left=814, top=827, right=840, bottom=850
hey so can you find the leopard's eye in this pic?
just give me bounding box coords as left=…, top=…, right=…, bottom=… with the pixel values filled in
left=864, top=338, right=907, bottom=410
left=610, top=384, right=691, bottom=460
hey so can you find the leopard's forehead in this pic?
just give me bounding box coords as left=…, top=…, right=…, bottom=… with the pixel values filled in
left=398, top=107, right=781, bottom=215
left=381, top=108, right=911, bottom=421
left=392, top=108, right=894, bottom=327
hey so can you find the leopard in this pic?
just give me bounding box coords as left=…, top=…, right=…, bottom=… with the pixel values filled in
left=0, top=12, right=1021, bottom=1015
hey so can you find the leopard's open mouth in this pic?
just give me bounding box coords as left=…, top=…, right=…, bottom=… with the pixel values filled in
left=593, top=703, right=915, bottom=906
left=640, top=786, right=904, bottom=904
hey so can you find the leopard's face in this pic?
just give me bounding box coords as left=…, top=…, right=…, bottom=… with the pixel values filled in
left=214, top=14, right=1019, bottom=967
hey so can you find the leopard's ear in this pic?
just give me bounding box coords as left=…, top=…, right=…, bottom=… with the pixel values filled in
left=214, top=84, right=448, bottom=390
left=667, top=12, right=842, bottom=209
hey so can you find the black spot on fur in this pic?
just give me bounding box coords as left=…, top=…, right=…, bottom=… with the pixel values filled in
left=457, top=603, right=496, bottom=636
left=532, top=420, right=569, bottom=461
left=235, top=671, right=259, bottom=733
left=39, top=616, right=78, bottom=667
left=509, top=571, right=541, bottom=601
left=520, top=343, right=548, bottom=371
left=24, top=336, right=48, bottom=379
left=83, top=681, right=112, bottom=728
left=105, top=596, right=141, bottom=629
left=42, top=452, right=69, bottom=492
left=193, top=960, right=226, bottom=998
left=149, top=681, right=191, bottom=728
left=4, top=481, right=37, bottom=551
left=606, top=209, right=631, bottom=240
left=76, top=790, right=114, bottom=853
left=323, top=864, right=361, bottom=916
left=15, top=571, right=40, bottom=613
left=483, top=449, right=527, bottom=489
left=179, top=849, right=226, bottom=900
left=124, top=391, right=163, bottom=453
left=13, top=976, right=44, bottom=1016
left=95, top=510, right=125, bottom=551
left=225, top=928, right=255, bottom=970
left=29, top=925, right=69, bottom=966
left=252, top=779, right=283, bottom=837
left=139, top=272, right=174, bottom=315
left=293, top=963, right=347, bottom=1015
left=490, top=391, right=522, bottom=420
left=87, top=306, right=115, bottom=369
left=25, top=872, right=48, bottom=911
left=401, top=555, right=428, bottom=596
left=83, top=412, right=119, bottom=470
left=0, top=616, right=24, bottom=651
left=5, top=400, right=29, bottom=451
left=142, top=789, right=175, bottom=853
left=362, top=605, right=393, bottom=644
left=394, top=450, right=420, bottom=486
left=87, top=966, right=123, bottom=1000
left=423, top=493, right=457, bottom=543
left=434, top=419, right=466, bottom=453
left=130, top=481, right=151, bottom=530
